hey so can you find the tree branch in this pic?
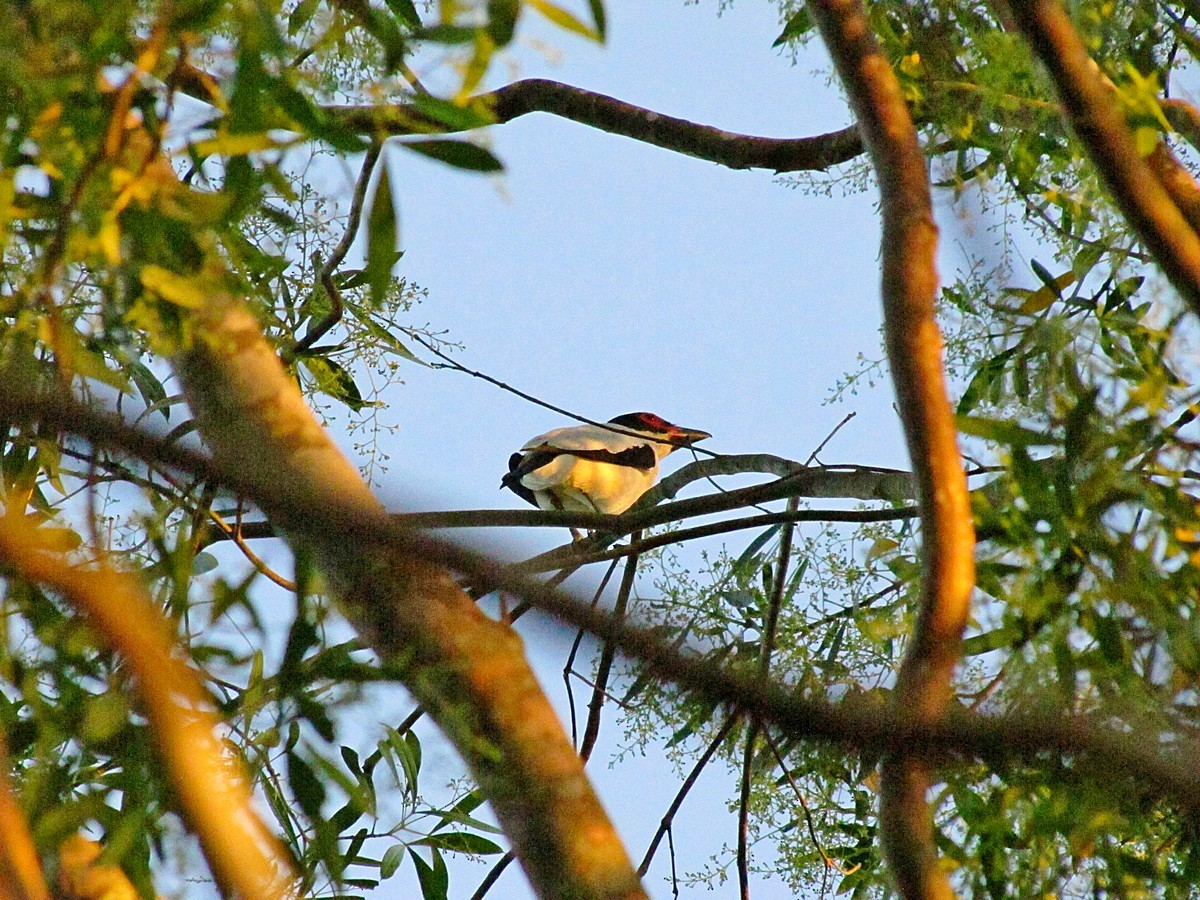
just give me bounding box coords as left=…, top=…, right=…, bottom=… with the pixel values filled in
left=0, top=518, right=296, bottom=900
left=0, top=734, right=50, bottom=900
left=810, top=1, right=974, bottom=897
left=173, top=291, right=645, bottom=900
left=325, top=78, right=865, bottom=173
left=6, top=388, right=1200, bottom=835
left=1006, top=0, right=1200, bottom=316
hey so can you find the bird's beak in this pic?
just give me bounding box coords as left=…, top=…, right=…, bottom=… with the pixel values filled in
left=668, top=425, right=712, bottom=447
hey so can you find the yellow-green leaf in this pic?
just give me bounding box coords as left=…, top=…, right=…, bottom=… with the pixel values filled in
left=1016, top=270, right=1076, bottom=314
left=188, top=132, right=286, bottom=158
left=527, top=0, right=600, bottom=41
left=140, top=265, right=207, bottom=308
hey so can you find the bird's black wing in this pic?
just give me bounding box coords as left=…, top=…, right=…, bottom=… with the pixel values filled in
left=502, top=451, right=547, bottom=507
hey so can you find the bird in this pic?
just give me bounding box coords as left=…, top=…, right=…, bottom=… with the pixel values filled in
left=502, top=412, right=712, bottom=516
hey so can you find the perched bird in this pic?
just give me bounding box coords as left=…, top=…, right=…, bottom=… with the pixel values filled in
left=502, top=412, right=712, bottom=515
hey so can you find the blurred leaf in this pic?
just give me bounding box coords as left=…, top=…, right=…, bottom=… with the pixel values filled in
left=487, top=0, right=521, bottom=45
left=401, top=139, right=504, bottom=172
left=774, top=7, right=812, bottom=46
left=191, top=551, right=219, bottom=575
left=385, top=0, right=422, bottom=28
left=366, top=162, right=399, bottom=309
left=288, top=751, right=327, bottom=820
left=527, top=0, right=601, bottom=41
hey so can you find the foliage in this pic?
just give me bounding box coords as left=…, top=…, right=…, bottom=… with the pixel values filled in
left=3, top=0, right=1200, bottom=898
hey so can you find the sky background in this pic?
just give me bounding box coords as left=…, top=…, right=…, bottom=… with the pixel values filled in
left=286, top=1, right=955, bottom=896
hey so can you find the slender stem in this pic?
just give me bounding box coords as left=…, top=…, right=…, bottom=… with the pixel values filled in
left=286, top=143, right=383, bottom=362
left=810, top=1, right=974, bottom=896
left=638, top=716, right=737, bottom=876
left=579, top=534, right=641, bottom=762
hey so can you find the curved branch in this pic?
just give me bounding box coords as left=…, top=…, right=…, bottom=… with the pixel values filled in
left=327, top=78, right=866, bottom=173
left=0, top=735, right=50, bottom=900
left=810, top=1, right=974, bottom=897
left=0, top=518, right=296, bottom=900
left=1007, top=0, right=1200, bottom=316
left=7, top=388, right=1200, bottom=835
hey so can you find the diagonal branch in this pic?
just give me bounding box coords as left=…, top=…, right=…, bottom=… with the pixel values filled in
left=1006, top=0, right=1200, bottom=316
left=0, top=518, right=296, bottom=900
left=0, top=734, right=50, bottom=900
left=8, top=387, right=1200, bottom=829
left=174, top=291, right=645, bottom=900
left=809, top=1, right=975, bottom=897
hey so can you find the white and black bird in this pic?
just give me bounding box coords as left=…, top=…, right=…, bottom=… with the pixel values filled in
left=502, top=413, right=712, bottom=515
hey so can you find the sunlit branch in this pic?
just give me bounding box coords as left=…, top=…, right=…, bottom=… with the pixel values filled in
left=11, top=388, right=1200, bottom=834
left=810, top=0, right=975, bottom=896
left=0, top=518, right=296, bottom=900
left=1007, top=0, right=1200, bottom=316
left=0, top=734, right=51, bottom=900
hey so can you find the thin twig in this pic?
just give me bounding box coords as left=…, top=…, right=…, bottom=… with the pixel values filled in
left=206, top=511, right=298, bottom=591
left=738, top=497, right=800, bottom=899
left=411, top=332, right=721, bottom=456
left=763, top=730, right=859, bottom=880
left=286, top=143, right=383, bottom=362
left=564, top=558, right=621, bottom=746
left=638, top=715, right=738, bottom=876
left=579, top=534, right=641, bottom=762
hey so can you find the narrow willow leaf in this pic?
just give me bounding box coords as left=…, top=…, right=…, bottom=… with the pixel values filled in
left=365, top=161, right=399, bottom=309
left=401, top=139, right=504, bottom=172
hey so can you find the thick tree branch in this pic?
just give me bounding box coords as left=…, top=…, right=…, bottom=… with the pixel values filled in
left=0, top=518, right=295, bottom=900
left=325, top=78, right=865, bottom=173
left=1006, top=0, right=1200, bottom=316
left=0, top=735, right=50, bottom=900
left=5, top=390, right=1200, bottom=830
left=810, top=1, right=975, bottom=897
left=176, top=297, right=644, bottom=900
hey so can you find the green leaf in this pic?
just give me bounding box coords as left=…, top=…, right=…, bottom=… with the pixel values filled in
left=487, top=0, right=521, bottom=46
left=408, top=848, right=448, bottom=900
left=365, top=161, right=399, bottom=310
left=401, top=139, right=504, bottom=172
left=527, top=0, right=601, bottom=41
left=409, top=94, right=495, bottom=131
left=587, top=0, right=606, bottom=41
left=385, top=0, right=422, bottom=29
left=773, top=7, right=812, bottom=46
left=956, top=347, right=1016, bottom=414
left=957, top=415, right=1060, bottom=447
left=130, top=361, right=168, bottom=420
left=301, top=357, right=369, bottom=411
left=416, top=831, right=504, bottom=855
left=288, top=750, right=327, bottom=820
left=345, top=306, right=428, bottom=365
left=380, top=844, right=405, bottom=879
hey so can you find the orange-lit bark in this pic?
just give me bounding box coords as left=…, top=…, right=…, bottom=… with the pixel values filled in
left=809, top=1, right=976, bottom=897
left=0, top=518, right=295, bottom=900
